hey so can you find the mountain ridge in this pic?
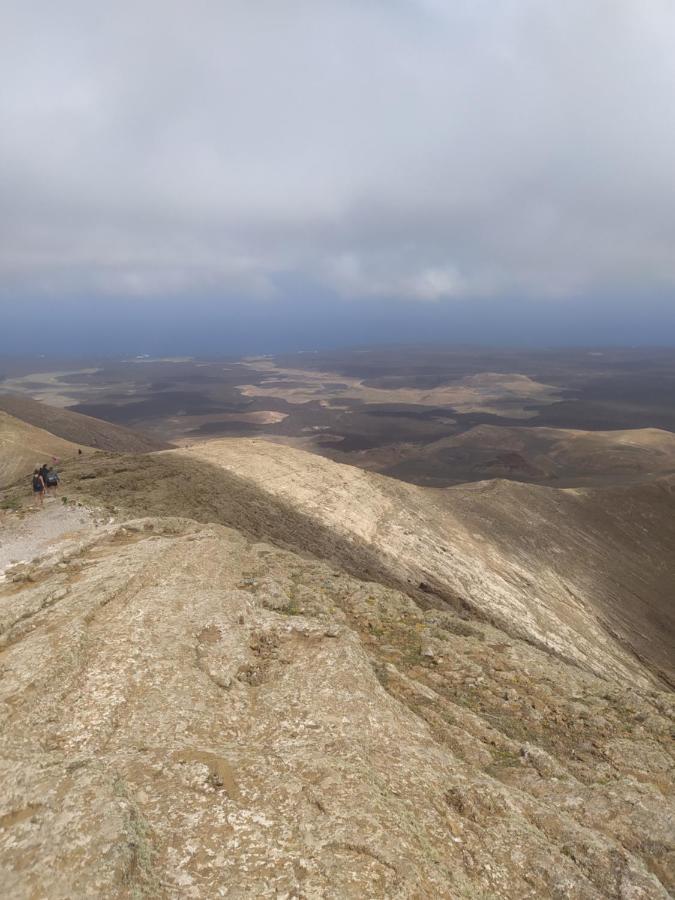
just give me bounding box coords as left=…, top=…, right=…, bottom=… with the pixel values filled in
left=0, top=511, right=672, bottom=898
left=175, top=438, right=675, bottom=689
left=0, top=412, right=673, bottom=898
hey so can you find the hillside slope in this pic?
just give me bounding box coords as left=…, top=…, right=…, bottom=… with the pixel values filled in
left=0, top=393, right=170, bottom=454
left=379, top=424, right=675, bottom=487
left=0, top=513, right=672, bottom=898
left=173, top=439, right=675, bottom=688
left=0, top=411, right=84, bottom=488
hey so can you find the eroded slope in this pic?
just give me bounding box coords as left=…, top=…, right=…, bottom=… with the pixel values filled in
left=176, top=439, right=675, bottom=688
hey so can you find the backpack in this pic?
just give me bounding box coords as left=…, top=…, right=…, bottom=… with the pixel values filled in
left=46, top=472, right=59, bottom=486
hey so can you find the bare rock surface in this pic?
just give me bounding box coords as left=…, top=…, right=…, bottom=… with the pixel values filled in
left=0, top=512, right=673, bottom=898
left=0, top=500, right=97, bottom=573
left=177, top=439, right=675, bottom=687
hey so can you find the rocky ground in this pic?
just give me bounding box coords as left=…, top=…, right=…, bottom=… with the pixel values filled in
left=0, top=500, right=98, bottom=573
left=0, top=441, right=673, bottom=898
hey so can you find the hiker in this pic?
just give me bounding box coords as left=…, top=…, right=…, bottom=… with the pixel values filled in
left=32, top=468, right=46, bottom=507
left=40, top=463, right=53, bottom=492
left=49, top=457, right=60, bottom=488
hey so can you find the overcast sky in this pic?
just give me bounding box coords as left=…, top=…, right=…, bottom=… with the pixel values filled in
left=2, top=1, right=675, bottom=351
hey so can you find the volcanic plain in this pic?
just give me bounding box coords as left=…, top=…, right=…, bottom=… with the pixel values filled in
left=4, top=346, right=675, bottom=487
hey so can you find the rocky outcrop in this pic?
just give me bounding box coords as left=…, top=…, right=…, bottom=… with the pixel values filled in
left=0, top=515, right=673, bottom=898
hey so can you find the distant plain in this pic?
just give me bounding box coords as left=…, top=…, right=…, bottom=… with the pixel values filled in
left=2, top=346, right=675, bottom=487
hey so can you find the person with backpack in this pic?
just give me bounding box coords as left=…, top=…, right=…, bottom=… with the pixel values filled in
left=32, top=468, right=46, bottom=507
left=38, top=463, right=59, bottom=491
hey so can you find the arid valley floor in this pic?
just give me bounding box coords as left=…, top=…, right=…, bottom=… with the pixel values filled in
left=4, top=346, right=675, bottom=487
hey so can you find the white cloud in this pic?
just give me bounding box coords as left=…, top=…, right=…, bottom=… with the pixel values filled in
left=1, top=0, right=675, bottom=304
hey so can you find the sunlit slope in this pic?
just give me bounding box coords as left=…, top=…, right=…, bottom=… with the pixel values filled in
left=0, top=393, right=170, bottom=454
left=0, top=411, right=83, bottom=488
left=177, top=438, right=675, bottom=688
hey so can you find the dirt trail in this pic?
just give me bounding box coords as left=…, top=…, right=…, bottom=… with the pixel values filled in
left=0, top=500, right=98, bottom=574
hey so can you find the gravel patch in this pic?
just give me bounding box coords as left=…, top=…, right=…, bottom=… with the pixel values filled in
left=0, top=499, right=98, bottom=573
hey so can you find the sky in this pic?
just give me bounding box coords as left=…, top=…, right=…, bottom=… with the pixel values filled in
left=2, top=0, right=675, bottom=353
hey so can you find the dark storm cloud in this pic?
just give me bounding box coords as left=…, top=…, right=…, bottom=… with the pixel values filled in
left=1, top=0, right=675, bottom=308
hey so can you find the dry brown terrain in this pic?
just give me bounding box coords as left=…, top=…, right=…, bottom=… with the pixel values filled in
left=175, top=439, right=675, bottom=687
left=0, top=394, right=170, bottom=454
left=0, top=423, right=673, bottom=898
left=350, top=424, right=675, bottom=487
left=0, top=411, right=84, bottom=489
